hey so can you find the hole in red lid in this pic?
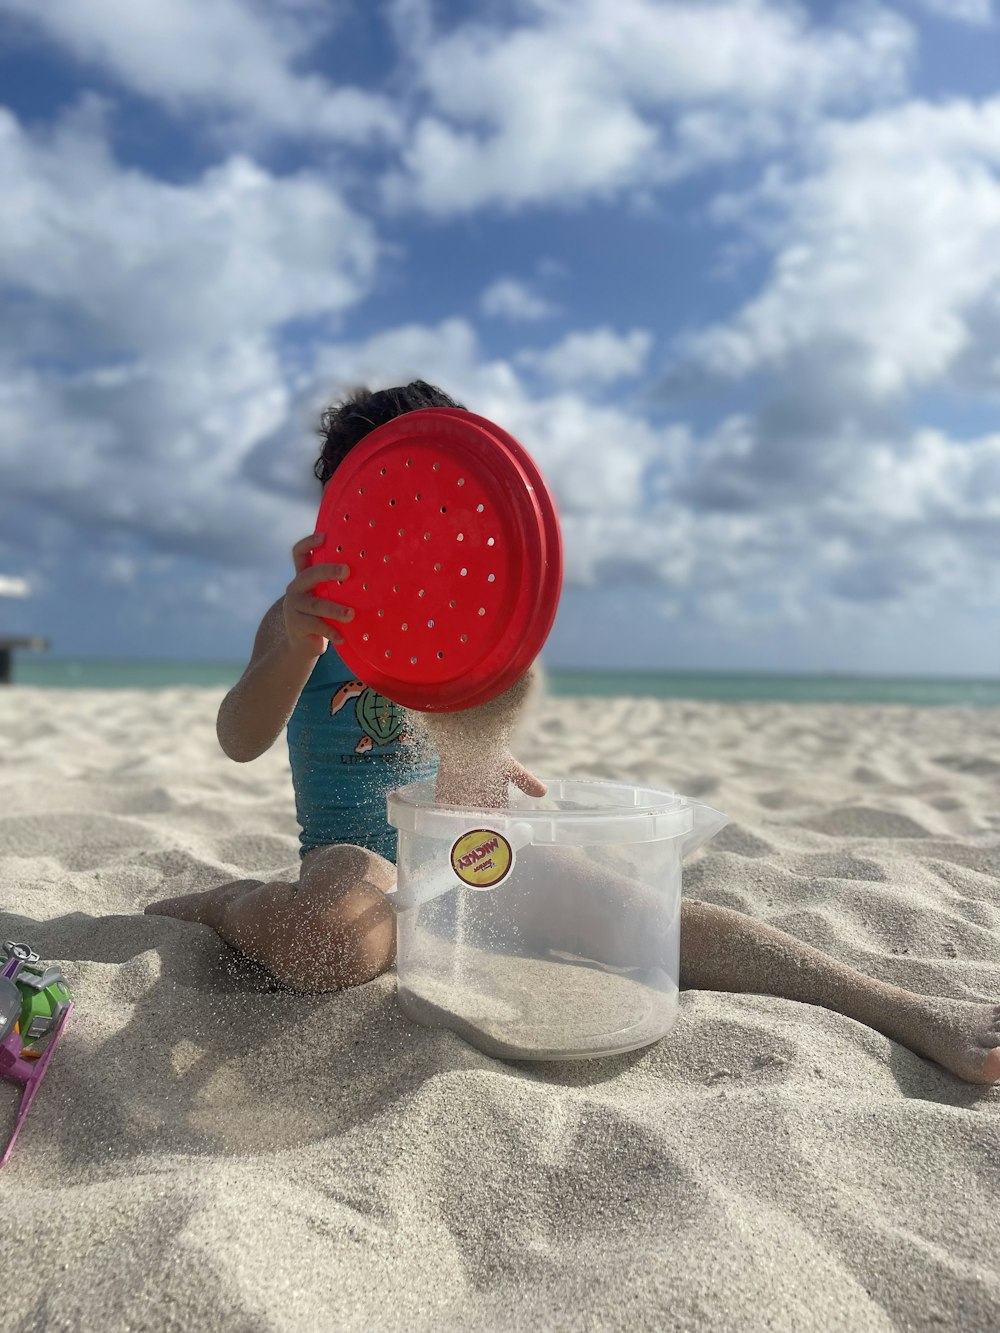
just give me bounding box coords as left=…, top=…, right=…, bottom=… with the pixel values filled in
left=476, top=503, right=484, bottom=513
left=487, top=573, right=495, bottom=582
left=460, top=568, right=468, bottom=576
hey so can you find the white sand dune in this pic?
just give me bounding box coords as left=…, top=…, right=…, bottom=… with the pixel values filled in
left=1, top=687, right=998, bottom=1332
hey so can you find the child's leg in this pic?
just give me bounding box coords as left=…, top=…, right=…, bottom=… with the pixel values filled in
left=516, top=847, right=999, bottom=1084
left=680, top=899, right=1000, bottom=1085
left=144, top=843, right=397, bottom=993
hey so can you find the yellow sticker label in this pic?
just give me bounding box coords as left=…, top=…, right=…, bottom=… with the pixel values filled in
left=449, top=828, right=514, bottom=890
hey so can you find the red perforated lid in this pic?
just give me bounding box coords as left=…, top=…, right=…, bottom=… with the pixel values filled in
left=309, top=408, right=562, bottom=712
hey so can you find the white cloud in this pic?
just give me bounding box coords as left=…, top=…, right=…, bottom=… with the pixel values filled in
left=673, top=403, right=1000, bottom=609
left=0, top=0, right=400, bottom=144
left=849, top=429, right=1000, bottom=533
left=658, top=89, right=1000, bottom=639
left=480, top=277, right=558, bottom=321
left=0, top=98, right=382, bottom=574
left=906, top=0, right=994, bottom=24
left=384, top=0, right=913, bottom=213
left=515, top=327, right=652, bottom=385
left=681, top=97, right=1000, bottom=398
left=0, top=100, right=381, bottom=358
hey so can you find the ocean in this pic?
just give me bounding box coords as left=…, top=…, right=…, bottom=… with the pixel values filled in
left=9, top=658, right=1000, bottom=707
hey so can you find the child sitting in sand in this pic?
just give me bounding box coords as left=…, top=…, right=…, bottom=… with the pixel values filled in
left=146, top=382, right=1000, bottom=1086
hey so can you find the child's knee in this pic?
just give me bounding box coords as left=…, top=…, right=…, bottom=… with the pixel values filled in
left=300, top=843, right=396, bottom=897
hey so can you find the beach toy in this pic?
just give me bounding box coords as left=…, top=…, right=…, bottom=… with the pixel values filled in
left=310, top=408, right=562, bottom=713
left=387, top=780, right=730, bottom=1060
left=0, top=941, right=74, bottom=1167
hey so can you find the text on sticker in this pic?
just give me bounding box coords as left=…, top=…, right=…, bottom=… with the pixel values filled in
left=456, top=836, right=500, bottom=870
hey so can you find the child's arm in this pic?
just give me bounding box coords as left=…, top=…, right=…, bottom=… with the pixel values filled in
left=216, top=533, right=352, bottom=762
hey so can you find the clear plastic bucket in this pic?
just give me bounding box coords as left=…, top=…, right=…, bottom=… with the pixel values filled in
left=387, top=778, right=729, bottom=1060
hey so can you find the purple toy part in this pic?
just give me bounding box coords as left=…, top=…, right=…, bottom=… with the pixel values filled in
left=0, top=1000, right=73, bottom=1169
left=0, top=942, right=73, bottom=1169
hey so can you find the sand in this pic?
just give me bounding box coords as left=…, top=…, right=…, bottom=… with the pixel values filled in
left=1, top=686, right=999, bottom=1332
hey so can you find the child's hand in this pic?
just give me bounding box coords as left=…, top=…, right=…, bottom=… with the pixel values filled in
left=435, top=752, right=546, bottom=808
left=282, top=532, right=353, bottom=659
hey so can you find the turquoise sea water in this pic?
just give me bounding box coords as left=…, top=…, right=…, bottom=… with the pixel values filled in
left=9, top=658, right=1000, bottom=706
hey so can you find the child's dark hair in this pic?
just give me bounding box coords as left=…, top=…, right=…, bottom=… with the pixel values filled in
left=314, top=380, right=467, bottom=486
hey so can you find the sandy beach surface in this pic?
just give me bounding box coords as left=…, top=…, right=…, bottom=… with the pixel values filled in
left=1, top=686, right=998, bottom=1333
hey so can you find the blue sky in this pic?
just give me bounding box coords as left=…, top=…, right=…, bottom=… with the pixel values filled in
left=0, top=0, right=998, bottom=674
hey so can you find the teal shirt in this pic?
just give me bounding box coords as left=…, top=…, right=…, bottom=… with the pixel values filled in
left=286, top=646, right=438, bottom=863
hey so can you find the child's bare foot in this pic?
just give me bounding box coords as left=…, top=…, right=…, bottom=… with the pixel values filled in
left=892, top=996, right=1000, bottom=1085
left=144, top=846, right=395, bottom=991
left=679, top=902, right=1000, bottom=1088
left=145, top=881, right=263, bottom=931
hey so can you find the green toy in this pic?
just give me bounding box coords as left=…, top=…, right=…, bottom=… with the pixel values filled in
left=12, top=957, right=73, bottom=1056
left=1, top=941, right=75, bottom=1167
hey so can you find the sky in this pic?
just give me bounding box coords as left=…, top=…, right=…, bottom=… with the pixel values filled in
left=0, top=0, right=998, bottom=675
